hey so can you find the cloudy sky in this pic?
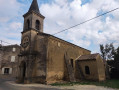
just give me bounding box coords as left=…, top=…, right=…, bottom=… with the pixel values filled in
left=0, top=0, right=119, bottom=53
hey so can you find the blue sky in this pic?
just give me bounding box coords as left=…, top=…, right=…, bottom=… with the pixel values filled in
left=0, top=0, right=119, bottom=53
left=81, top=0, right=92, bottom=5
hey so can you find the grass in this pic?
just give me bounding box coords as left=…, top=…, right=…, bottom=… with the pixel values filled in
left=51, top=79, right=119, bottom=89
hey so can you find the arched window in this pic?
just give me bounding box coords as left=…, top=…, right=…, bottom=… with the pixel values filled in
left=27, top=19, right=30, bottom=29
left=85, top=66, right=90, bottom=75
left=35, top=20, right=40, bottom=30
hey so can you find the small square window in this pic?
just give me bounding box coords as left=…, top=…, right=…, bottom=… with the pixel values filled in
left=4, top=68, right=10, bottom=74
left=58, top=42, right=60, bottom=47
left=13, top=48, right=16, bottom=52
left=11, top=56, right=15, bottom=62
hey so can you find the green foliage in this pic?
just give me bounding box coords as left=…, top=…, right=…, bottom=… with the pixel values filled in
left=51, top=80, right=119, bottom=89
left=113, top=47, right=119, bottom=70
left=114, top=47, right=119, bottom=61
left=100, top=43, right=115, bottom=60
left=100, top=44, right=105, bottom=59
left=107, top=47, right=119, bottom=69
left=107, top=60, right=115, bottom=67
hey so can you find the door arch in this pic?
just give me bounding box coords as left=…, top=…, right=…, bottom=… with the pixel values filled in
left=20, top=61, right=26, bottom=83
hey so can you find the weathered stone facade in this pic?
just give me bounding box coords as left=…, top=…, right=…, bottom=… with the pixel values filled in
left=16, top=0, right=106, bottom=84
left=0, top=45, right=20, bottom=78
left=46, top=35, right=91, bottom=84
left=17, top=31, right=92, bottom=84
left=76, top=54, right=106, bottom=81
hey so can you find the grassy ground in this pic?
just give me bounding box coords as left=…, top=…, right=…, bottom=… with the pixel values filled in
left=51, top=79, right=119, bottom=89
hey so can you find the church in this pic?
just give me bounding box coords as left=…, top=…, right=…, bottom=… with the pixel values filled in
left=17, top=0, right=106, bottom=84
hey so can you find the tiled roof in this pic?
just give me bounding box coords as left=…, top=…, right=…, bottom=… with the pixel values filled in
left=77, top=53, right=99, bottom=61
left=3, top=44, right=20, bottom=47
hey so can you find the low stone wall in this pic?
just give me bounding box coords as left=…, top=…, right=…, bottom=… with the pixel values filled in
left=0, top=74, right=16, bottom=79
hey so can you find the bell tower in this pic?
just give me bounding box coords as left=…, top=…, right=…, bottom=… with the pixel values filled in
left=18, top=0, right=45, bottom=84
left=23, top=0, right=45, bottom=32
left=21, top=0, right=45, bottom=53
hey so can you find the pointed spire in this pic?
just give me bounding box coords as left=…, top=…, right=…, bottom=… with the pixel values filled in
left=28, top=0, right=40, bottom=13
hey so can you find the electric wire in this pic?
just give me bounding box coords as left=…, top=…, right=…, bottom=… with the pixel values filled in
left=1, top=6, right=119, bottom=45
left=53, top=7, right=119, bottom=35
left=0, top=40, right=13, bottom=45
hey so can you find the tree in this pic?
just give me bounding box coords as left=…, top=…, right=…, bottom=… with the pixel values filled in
left=100, top=43, right=115, bottom=60
left=114, top=47, right=119, bottom=70
left=114, top=47, right=119, bottom=62
left=101, top=45, right=119, bottom=79
left=100, top=44, right=105, bottom=60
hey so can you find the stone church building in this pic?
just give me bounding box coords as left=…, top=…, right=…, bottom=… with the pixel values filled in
left=17, top=0, right=106, bottom=84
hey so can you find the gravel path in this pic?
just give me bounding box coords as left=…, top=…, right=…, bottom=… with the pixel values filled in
left=6, top=81, right=118, bottom=90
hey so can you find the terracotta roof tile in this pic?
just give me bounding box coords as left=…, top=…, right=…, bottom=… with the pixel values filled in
left=78, top=53, right=99, bottom=61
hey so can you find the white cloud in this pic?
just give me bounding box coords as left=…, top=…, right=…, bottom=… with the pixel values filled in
left=0, top=0, right=23, bottom=45
left=0, top=22, right=22, bottom=43
left=0, top=0, right=23, bottom=23
left=0, top=0, right=119, bottom=53
left=9, top=22, right=22, bottom=31
left=40, top=0, right=119, bottom=53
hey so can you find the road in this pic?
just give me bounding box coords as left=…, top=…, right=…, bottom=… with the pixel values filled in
left=0, top=78, right=61, bottom=90
left=0, top=78, right=117, bottom=90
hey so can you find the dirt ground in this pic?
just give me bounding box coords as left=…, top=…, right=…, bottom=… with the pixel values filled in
left=7, top=81, right=118, bottom=90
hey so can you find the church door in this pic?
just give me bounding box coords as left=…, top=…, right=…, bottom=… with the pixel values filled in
left=20, top=61, right=26, bottom=83
left=22, top=62, right=26, bottom=81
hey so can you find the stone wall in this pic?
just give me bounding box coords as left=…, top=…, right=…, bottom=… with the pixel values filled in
left=32, top=34, right=48, bottom=83
left=46, top=36, right=91, bottom=84
left=17, top=33, right=48, bottom=84
left=77, top=60, right=99, bottom=80
left=23, top=12, right=44, bottom=32
left=96, top=55, right=106, bottom=81
left=0, top=50, right=2, bottom=69
left=76, top=54, right=106, bottom=81
left=0, top=45, right=20, bottom=78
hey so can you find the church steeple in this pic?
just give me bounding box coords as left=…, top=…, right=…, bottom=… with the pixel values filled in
left=28, top=0, right=40, bottom=13
left=23, top=0, right=45, bottom=32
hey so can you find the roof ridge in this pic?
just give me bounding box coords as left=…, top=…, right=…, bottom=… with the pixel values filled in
left=77, top=53, right=100, bottom=60
left=38, top=32, right=91, bottom=52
